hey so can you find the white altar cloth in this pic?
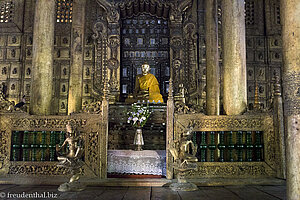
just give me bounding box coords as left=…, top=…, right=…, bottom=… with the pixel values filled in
left=107, top=150, right=166, bottom=176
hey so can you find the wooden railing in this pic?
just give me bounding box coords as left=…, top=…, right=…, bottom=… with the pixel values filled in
left=192, top=131, right=264, bottom=162
left=11, top=130, right=66, bottom=162
left=0, top=112, right=106, bottom=179
left=173, top=113, right=278, bottom=178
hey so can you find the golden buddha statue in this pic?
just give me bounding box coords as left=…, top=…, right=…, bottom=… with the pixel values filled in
left=133, top=63, right=163, bottom=103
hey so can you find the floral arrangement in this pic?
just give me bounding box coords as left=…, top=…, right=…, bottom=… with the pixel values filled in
left=127, top=103, right=152, bottom=128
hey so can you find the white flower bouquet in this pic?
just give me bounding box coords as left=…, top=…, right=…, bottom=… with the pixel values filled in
left=127, top=103, right=152, bottom=128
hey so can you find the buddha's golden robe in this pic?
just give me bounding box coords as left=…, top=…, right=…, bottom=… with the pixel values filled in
left=136, top=73, right=163, bottom=103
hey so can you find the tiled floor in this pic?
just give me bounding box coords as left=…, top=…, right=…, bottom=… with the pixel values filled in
left=0, top=184, right=286, bottom=200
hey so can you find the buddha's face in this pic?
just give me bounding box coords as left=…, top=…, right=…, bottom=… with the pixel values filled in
left=142, top=64, right=150, bottom=75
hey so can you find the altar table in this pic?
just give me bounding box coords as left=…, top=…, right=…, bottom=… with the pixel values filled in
left=107, top=150, right=166, bottom=176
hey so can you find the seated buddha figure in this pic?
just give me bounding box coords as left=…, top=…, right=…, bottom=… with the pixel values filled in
left=134, top=63, right=163, bottom=103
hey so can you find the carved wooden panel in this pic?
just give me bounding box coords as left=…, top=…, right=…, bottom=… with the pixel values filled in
left=0, top=33, right=22, bottom=106
left=82, top=33, right=95, bottom=106
left=53, top=26, right=71, bottom=114
left=83, top=0, right=98, bottom=104
left=174, top=114, right=277, bottom=178
left=0, top=113, right=104, bottom=178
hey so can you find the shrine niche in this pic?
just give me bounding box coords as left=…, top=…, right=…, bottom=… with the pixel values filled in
left=91, top=0, right=197, bottom=105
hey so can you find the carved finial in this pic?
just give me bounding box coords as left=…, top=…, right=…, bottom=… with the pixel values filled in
left=254, top=82, right=260, bottom=110
left=274, top=76, right=281, bottom=96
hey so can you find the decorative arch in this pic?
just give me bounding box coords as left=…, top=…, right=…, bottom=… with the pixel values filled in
left=92, top=0, right=196, bottom=104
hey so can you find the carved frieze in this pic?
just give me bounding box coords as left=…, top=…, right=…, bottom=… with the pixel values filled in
left=11, top=118, right=87, bottom=129
left=179, top=117, right=264, bottom=130
left=8, top=163, right=69, bottom=176
left=185, top=163, right=274, bottom=178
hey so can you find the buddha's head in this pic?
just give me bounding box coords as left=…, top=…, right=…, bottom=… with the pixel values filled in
left=141, top=63, right=150, bottom=75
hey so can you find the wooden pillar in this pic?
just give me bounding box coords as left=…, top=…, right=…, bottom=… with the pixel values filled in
left=30, top=0, right=55, bottom=115
left=166, top=78, right=174, bottom=179
left=281, top=0, right=300, bottom=199
left=68, top=0, right=86, bottom=114
left=222, top=0, right=247, bottom=115
left=205, top=0, right=220, bottom=115
left=273, top=77, right=286, bottom=179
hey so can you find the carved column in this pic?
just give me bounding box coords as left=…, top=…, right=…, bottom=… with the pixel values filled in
left=281, top=0, right=300, bottom=199
left=222, top=0, right=247, bottom=115
left=30, top=0, right=55, bottom=115
left=106, top=6, right=120, bottom=103
left=100, top=78, right=109, bottom=178
left=273, top=77, right=286, bottom=179
left=92, top=20, right=107, bottom=97
left=205, top=0, right=220, bottom=115
left=68, top=0, right=86, bottom=114
left=169, top=7, right=184, bottom=95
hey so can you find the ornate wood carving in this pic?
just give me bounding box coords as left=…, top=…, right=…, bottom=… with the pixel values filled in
left=11, top=118, right=87, bottom=129
left=169, top=0, right=198, bottom=110
left=174, top=114, right=277, bottom=178
left=85, top=132, right=100, bottom=176
left=283, top=72, right=300, bottom=116
left=8, top=162, right=70, bottom=175
left=107, top=6, right=120, bottom=99
left=118, top=0, right=171, bottom=19
left=0, top=113, right=104, bottom=178
left=92, top=20, right=108, bottom=97
left=0, top=130, right=9, bottom=173
left=185, top=163, right=274, bottom=178
left=183, top=22, right=198, bottom=96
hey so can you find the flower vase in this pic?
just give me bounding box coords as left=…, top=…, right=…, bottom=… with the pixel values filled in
left=133, top=127, right=144, bottom=151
